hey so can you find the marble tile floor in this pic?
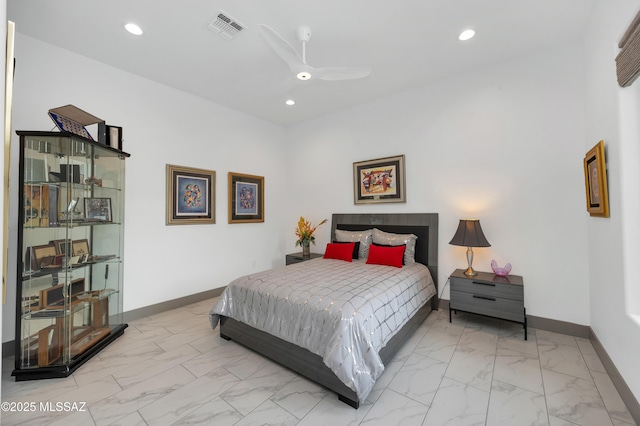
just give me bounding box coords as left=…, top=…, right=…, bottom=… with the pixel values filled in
left=1, top=298, right=636, bottom=426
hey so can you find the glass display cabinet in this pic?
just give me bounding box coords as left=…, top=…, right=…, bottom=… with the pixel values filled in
left=13, top=131, right=129, bottom=380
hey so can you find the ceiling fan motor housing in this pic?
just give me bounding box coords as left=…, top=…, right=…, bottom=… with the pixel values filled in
left=297, top=26, right=311, bottom=43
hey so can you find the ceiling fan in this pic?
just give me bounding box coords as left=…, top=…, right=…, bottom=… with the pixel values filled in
left=258, top=24, right=372, bottom=82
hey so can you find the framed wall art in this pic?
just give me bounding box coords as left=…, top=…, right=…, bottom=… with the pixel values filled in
left=353, top=154, right=406, bottom=204
left=166, top=164, right=216, bottom=225
left=228, top=172, right=264, bottom=224
left=583, top=140, right=610, bottom=218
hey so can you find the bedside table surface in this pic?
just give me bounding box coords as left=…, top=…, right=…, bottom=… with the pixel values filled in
left=285, top=252, right=323, bottom=265
left=451, top=269, right=523, bottom=286
left=286, top=252, right=323, bottom=259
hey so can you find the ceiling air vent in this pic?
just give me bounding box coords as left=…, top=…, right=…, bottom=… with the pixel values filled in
left=208, top=11, right=245, bottom=40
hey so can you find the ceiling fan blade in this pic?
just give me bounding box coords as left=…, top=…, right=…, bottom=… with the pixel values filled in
left=258, top=24, right=303, bottom=72
left=314, top=67, right=372, bottom=81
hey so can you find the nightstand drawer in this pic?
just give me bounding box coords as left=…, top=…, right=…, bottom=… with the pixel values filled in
left=450, top=290, right=525, bottom=322
left=450, top=277, right=523, bottom=301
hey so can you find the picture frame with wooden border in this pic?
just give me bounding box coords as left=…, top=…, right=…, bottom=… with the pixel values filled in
left=51, top=239, right=72, bottom=255
left=166, top=164, right=216, bottom=225
left=583, top=140, right=610, bottom=217
left=72, top=239, right=90, bottom=256
left=31, top=244, right=57, bottom=270
left=228, top=172, right=264, bottom=224
left=39, top=278, right=85, bottom=309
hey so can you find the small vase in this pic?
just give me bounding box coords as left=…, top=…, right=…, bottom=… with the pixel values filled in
left=302, top=242, right=311, bottom=258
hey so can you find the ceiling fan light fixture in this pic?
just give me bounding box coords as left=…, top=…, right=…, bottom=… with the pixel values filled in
left=124, top=23, right=143, bottom=36
left=296, top=71, right=312, bottom=80
left=459, top=29, right=475, bottom=41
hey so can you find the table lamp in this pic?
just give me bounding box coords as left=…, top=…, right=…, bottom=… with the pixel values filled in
left=449, top=219, right=491, bottom=277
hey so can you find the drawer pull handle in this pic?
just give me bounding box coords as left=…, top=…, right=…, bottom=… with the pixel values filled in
left=473, top=281, right=495, bottom=287
left=473, top=295, right=496, bottom=302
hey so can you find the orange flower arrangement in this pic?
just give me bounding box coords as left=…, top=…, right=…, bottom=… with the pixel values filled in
left=295, top=216, right=327, bottom=247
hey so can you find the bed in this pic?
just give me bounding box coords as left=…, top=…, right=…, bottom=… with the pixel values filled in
left=209, top=213, right=439, bottom=408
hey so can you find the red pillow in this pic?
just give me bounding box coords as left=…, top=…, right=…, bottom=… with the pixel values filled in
left=324, top=242, right=355, bottom=262
left=366, top=243, right=404, bottom=268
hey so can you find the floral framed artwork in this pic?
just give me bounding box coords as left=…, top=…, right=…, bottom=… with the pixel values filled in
left=353, top=154, right=406, bottom=204
left=166, top=164, right=216, bottom=225
left=583, top=140, right=609, bottom=218
left=228, top=172, right=264, bottom=223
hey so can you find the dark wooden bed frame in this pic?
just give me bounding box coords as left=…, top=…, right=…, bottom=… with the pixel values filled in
left=219, top=213, right=439, bottom=408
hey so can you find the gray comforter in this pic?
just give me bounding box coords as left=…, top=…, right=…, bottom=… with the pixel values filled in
left=209, top=257, right=436, bottom=402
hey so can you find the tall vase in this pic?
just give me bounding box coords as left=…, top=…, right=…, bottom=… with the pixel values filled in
left=302, top=241, right=311, bottom=258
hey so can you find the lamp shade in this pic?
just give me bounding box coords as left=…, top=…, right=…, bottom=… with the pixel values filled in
left=449, top=219, right=491, bottom=248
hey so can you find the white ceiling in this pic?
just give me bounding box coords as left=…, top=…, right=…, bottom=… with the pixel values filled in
left=8, top=0, right=594, bottom=127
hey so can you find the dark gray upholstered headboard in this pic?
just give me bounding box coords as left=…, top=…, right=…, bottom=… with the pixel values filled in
left=331, top=213, right=439, bottom=308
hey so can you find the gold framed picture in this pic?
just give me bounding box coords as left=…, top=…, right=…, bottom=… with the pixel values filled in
left=583, top=140, right=609, bottom=218
left=228, top=172, right=264, bottom=224
left=166, top=164, right=216, bottom=225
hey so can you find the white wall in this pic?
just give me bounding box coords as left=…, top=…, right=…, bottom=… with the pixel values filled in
left=583, top=0, right=640, bottom=401
left=1, top=0, right=8, bottom=403
left=2, top=33, right=289, bottom=342
left=286, top=41, right=590, bottom=325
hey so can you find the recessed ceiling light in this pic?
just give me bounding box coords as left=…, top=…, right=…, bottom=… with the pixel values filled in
left=459, top=29, right=475, bottom=41
left=296, top=71, right=311, bottom=81
left=125, top=23, right=143, bottom=36
left=285, top=99, right=295, bottom=106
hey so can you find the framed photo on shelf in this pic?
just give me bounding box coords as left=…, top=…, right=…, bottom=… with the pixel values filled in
left=583, top=140, right=610, bottom=218
left=84, top=197, right=112, bottom=222
left=353, top=154, right=406, bottom=204
left=166, top=164, right=216, bottom=225
left=228, top=172, right=264, bottom=224
left=29, top=244, right=57, bottom=270
left=51, top=239, right=72, bottom=255
left=72, top=239, right=91, bottom=257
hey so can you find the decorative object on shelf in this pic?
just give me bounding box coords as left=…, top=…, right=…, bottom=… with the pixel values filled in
left=84, top=197, right=112, bottom=222
left=295, top=216, right=327, bottom=258
left=353, top=154, right=406, bottom=204
left=23, top=184, right=50, bottom=227
left=583, top=140, right=610, bottom=218
left=72, top=239, right=91, bottom=257
left=84, top=176, right=103, bottom=187
left=449, top=219, right=491, bottom=277
left=50, top=239, right=72, bottom=255
left=97, top=122, right=123, bottom=150
left=228, top=172, right=264, bottom=224
left=48, top=104, right=103, bottom=141
left=166, top=164, right=216, bottom=225
left=491, top=260, right=512, bottom=277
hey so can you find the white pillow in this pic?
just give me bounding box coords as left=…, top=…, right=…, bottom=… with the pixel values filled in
left=372, top=228, right=417, bottom=264
left=334, top=229, right=373, bottom=259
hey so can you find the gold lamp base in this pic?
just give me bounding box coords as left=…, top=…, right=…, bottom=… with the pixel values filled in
left=463, top=266, right=478, bottom=277
left=464, top=246, right=477, bottom=277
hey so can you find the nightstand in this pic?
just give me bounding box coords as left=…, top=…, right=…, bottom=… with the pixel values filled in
left=449, top=269, right=527, bottom=339
left=285, top=252, right=323, bottom=265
